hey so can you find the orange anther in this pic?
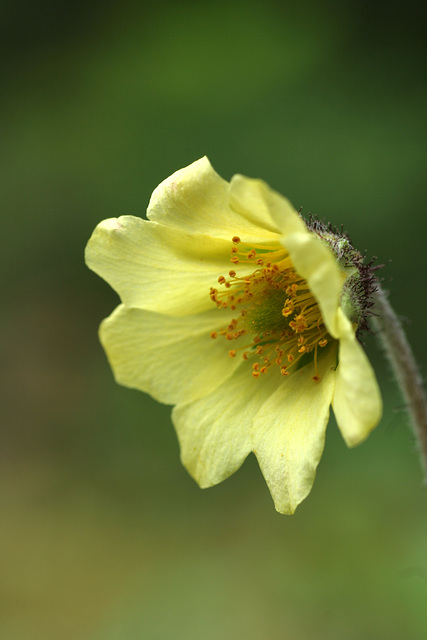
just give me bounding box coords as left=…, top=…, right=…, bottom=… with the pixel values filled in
left=232, top=236, right=241, bottom=244
left=228, top=350, right=237, bottom=358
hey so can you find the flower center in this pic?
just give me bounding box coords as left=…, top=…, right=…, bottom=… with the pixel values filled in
left=210, top=237, right=331, bottom=380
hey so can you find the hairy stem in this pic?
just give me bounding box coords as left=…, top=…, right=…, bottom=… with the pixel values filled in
left=372, top=285, right=427, bottom=478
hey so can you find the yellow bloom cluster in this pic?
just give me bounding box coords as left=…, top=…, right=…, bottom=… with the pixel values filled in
left=85, top=157, right=382, bottom=514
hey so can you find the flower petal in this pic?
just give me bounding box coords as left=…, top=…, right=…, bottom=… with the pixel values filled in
left=332, top=308, right=382, bottom=446
left=229, top=174, right=306, bottom=236
left=85, top=216, right=234, bottom=315
left=100, top=305, right=241, bottom=405
left=172, top=364, right=284, bottom=488
left=251, top=346, right=337, bottom=514
left=147, top=157, right=281, bottom=242
left=282, top=231, right=345, bottom=338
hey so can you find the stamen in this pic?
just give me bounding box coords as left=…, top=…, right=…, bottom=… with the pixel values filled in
left=211, top=235, right=332, bottom=380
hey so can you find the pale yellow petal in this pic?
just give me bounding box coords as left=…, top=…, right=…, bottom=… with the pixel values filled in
left=229, top=174, right=306, bottom=237
left=85, top=215, right=233, bottom=315
left=332, top=308, right=382, bottom=446
left=100, top=305, right=240, bottom=405
left=172, top=363, right=284, bottom=488
left=147, top=157, right=281, bottom=242
left=282, top=231, right=345, bottom=338
left=251, top=346, right=337, bottom=514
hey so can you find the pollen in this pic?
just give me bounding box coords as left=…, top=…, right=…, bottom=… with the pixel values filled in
left=210, top=236, right=332, bottom=380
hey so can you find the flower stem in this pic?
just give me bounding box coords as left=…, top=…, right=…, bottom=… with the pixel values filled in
left=372, top=284, right=427, bottom=478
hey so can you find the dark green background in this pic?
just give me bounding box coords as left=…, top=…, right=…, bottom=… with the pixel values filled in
left=2, top=1, right=427, bottom=638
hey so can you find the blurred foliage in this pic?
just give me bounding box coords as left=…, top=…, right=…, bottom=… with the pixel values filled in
left=1, top=1, right=427, bottom=638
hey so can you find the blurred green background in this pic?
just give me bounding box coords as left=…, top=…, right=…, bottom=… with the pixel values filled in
left=1, top=1, right=427, bottom=638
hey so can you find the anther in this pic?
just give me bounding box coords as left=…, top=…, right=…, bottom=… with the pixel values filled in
left=286, top=284, right=298, bottom=295
left=228, top=350, right=237, bottom=358
left=228, top=270, right=236, bottom=277
left=210, top=331, right=218, bottom=339
left=232, top=236, right=241, bottom=244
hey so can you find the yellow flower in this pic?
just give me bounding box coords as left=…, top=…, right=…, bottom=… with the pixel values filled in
left=85, top=157, right=382, bottom=514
